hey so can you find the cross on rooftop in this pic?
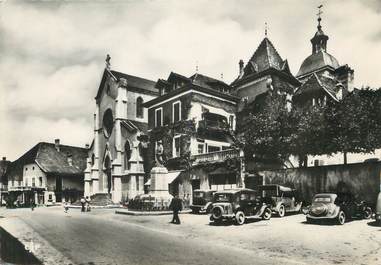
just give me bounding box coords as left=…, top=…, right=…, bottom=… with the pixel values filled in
left=317, top=4, right=323, bottom=27
left=265, top=22, right=268, bottom=37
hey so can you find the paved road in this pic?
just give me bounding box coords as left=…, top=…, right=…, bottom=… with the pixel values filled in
left=0, top=207, right=289, bottom=265
left=1, top=207, right=380, bottom=265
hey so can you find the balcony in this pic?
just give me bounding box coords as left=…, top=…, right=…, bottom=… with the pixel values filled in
left=198, top=119, right=231, bottom=132
left=192, top=149, right=243, bottom=165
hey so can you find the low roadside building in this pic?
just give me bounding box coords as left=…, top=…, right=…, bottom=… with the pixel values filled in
left=6, top=140, right=87, bottom=206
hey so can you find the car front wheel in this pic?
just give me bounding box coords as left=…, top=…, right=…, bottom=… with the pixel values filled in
left=235, top=211, right=245, bottom=225
left=262, top=207, right=272, bottom=220
left=337, top=211, right=346, bottom=225
left=278, top=205, right=285, bottom=217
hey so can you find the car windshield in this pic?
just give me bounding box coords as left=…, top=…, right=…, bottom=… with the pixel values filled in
left=259, top=186, right=278, bottom=197
left=313, top=196, right=332, bottom=203
left=214, top=193, right=232, bottom=202
left=194, top=192, right=204, bottom=198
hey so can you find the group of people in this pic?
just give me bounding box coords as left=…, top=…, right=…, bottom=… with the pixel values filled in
left=80, top=196, right=91, bottom=212
left=63, top=196, right=91, bottom=213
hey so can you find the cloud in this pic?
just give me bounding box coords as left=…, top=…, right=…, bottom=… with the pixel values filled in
left=0, top=0, right=381, bottom=160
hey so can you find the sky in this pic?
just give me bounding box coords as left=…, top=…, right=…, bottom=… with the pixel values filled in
left=1, top=0, right=381, bottom=160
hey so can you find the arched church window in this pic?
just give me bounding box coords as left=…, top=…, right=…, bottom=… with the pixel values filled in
left=136, top=97, right=144, bottom=118
left=124, top=141, right=132, bottom=170
left=91, top=154, right=95, bottom=166
left=103, top=109, right=114, bottom=138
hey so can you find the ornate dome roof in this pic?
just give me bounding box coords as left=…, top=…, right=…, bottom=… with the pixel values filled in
left=296, top=50, right=339, bottom=77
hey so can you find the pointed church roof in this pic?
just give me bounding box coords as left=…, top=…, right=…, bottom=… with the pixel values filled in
left=232, top=37, right=297, bottom=87
left=243, top=37, right=287, bottom=75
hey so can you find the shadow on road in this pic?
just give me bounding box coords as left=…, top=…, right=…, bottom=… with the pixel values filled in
left=300, top=219, right=354, bottom=226
left=0, top=227, right=42, bottom=265
left=367, top=221, right=381, bottom=227
left=208, top=218, right=266, bottom=226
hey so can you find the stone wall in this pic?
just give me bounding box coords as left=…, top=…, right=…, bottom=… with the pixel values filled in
left=253, top=162, right=381, bottom=205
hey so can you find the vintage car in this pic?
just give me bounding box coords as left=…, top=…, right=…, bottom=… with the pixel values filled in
left=374, top=192, right=381, bottom=225
left=209, top=188, right=272, bottom=225
left=258, top=184, right=303, bottom=217
left=190, top=189, right=216, bottom=214
left=305, top=193, right=372, bottom=225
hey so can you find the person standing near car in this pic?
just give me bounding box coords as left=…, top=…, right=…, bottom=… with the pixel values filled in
left=169, top=194, right=183, bottom=224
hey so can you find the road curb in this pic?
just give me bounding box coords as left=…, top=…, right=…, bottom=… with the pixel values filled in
left=115, top=209, right=192, bottom=216
left=68, top=205, right=121, bottom=209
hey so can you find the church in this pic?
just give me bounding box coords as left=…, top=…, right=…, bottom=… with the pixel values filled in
left=84, top=58, right=158, bottom=204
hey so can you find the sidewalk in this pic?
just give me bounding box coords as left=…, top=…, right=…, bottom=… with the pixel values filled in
left=0, top=211, right=74, bottom=265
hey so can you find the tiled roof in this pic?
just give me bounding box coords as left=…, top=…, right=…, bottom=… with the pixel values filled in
left=111, top=70, right=158, bottom=93
left=294, top=73, right=341, bottom=101
left=121, top=119, right=148, bottom=133
left=297, top=50, right=339, bottom=77
left=244, top=38, right=287, bottom=75
left=95, top=69, right=158, bottom=100
left=232, top=38, right=296, bottom=86
left=8, top=142, right=88, bottom=178
left=36, top=143, right=87, bottom=175
left=144, top=82, right=240, bottom=108
left=190, top=73, right=231, bottom=91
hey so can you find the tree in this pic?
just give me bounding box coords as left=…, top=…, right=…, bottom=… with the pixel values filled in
left=242, top=92, right=294, bottom=165
left=326, top=88, right=381, bottom=163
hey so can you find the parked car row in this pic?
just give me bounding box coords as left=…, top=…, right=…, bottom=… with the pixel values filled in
left=190, top=186, right=381, bottom=226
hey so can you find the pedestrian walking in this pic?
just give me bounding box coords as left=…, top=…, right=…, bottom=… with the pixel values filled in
left=169, top=194, right=183, bottom=224
left=31, top=201, right=35, bottom=211
left=64, top=201, right=69, bottom=213
left=80, top=197, right=86, bottom=212
left=85, top=196, right=91, bottom=212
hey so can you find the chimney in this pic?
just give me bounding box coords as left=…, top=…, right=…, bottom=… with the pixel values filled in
left=54, top=139, right=60, bottom=152
left=85, top=144, right=90, bottom=149
left=239, top=60, right=244, bottom=76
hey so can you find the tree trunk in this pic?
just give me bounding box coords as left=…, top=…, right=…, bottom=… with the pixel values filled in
left=303, top=156, right=308, bottom=168
left=343, top=152, right=348, bottom=165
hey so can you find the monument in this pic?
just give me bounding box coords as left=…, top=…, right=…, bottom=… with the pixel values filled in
left=149, top=141, right=173, bottom=202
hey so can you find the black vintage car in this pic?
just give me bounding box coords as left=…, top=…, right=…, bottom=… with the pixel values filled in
left=305, top=193, right=372, bottom=225
left=258, top=184, right=303, bottom=217
left=209, top=188, right=272, bottom=225
left=190, top=189, right=216, bottom=214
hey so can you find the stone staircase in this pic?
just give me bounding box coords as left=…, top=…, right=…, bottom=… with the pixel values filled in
left=90, top=193, right=115, bottom=206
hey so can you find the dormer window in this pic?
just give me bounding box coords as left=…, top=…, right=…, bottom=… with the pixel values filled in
left=172, top=101, right=181, bottom=123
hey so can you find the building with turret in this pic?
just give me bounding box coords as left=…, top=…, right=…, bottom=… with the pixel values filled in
left=294, top=12, right=354, bottom=106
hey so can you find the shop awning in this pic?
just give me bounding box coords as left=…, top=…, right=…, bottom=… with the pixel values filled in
left=167, top=170, right=183, bottom=184
left=145, top=170, right=184, bottom=186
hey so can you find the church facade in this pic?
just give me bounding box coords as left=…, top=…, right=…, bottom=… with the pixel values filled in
left=84, top=62, right=158, bottom=203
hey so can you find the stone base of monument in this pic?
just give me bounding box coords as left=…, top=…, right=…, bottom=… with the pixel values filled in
left=148, top=166, right=173, bottom=210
